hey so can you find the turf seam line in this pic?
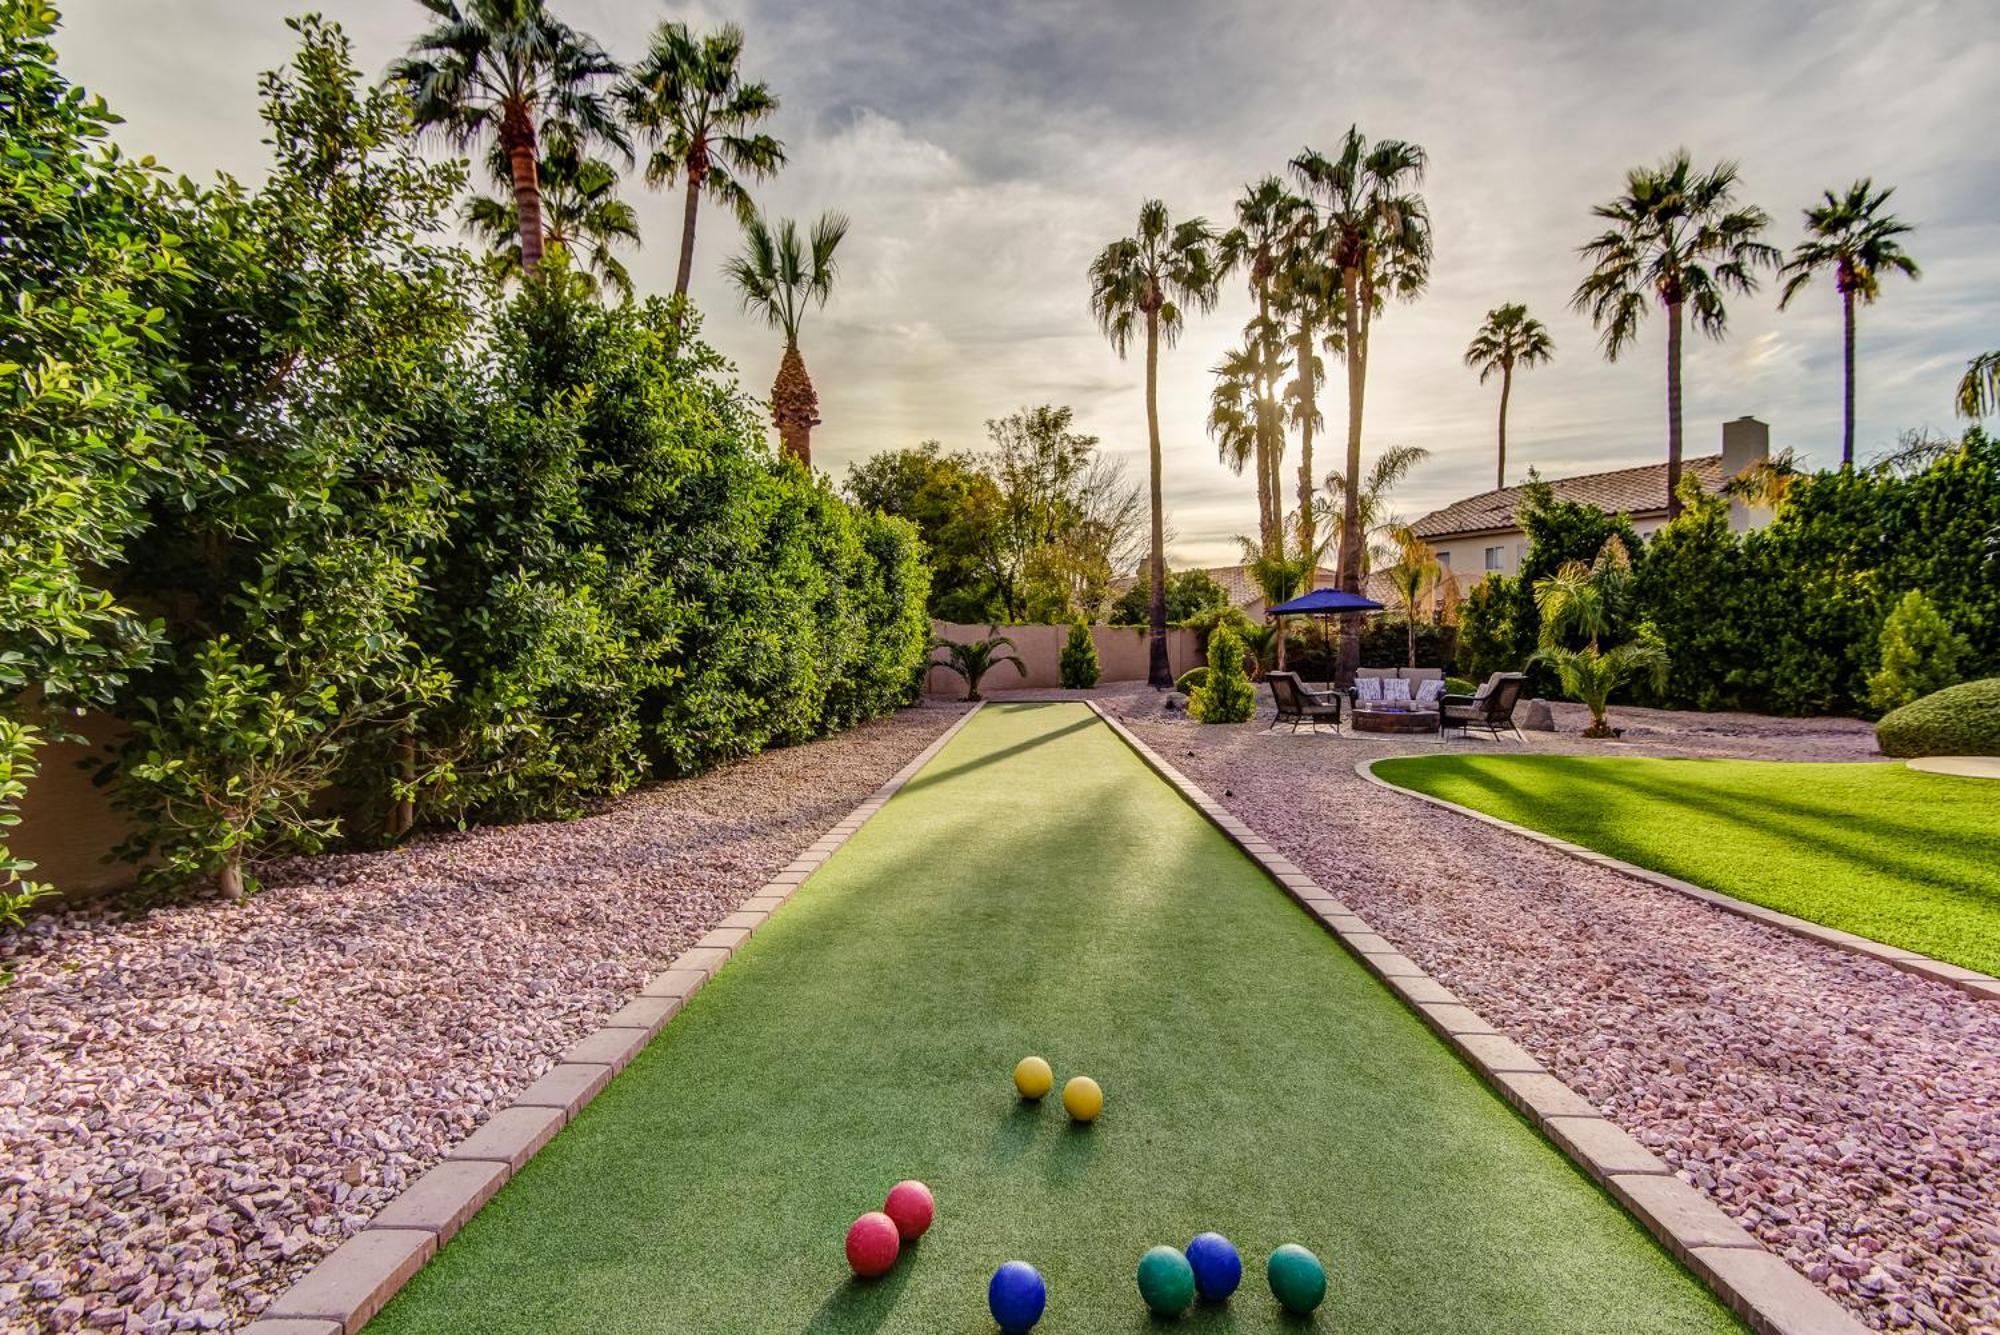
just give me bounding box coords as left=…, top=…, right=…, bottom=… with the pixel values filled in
left=1353, top=757, right=2000, bottom=1004
left=1084, top=702, right=1867, bottom=1335
left=249, top=702, right=985, bottom=1335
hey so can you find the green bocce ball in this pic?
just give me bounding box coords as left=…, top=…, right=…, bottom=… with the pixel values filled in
left=1136, top=1245, right=1196, bottom=1316
left=1266, top=1243, right=1327, bottom=1314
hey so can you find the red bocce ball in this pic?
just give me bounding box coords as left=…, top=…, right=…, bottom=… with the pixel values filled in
left=845, top=1211, right=901, bottom=1277
left=883, top=1180, right=935, bottom=1241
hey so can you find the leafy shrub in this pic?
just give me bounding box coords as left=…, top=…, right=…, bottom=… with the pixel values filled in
left=1867, top=590, right=1969, bottom=714
left=1059, top=623, right=1100, bottom=689
left=1189, top=627, right=1255, bottom=724
left=1445, top=677, right=1477, bottom=695
left=1875, top=679, right=2000, bottom=758
left=1112, top=568, right=1232, bottom=626
left=1361, top=617, right=1457, bottom=669
left=5, top=16, right=934, bottom=902
left=1174, top=667, right=1210, bottom=695
left=1453, top=575, right=1517, bottom=682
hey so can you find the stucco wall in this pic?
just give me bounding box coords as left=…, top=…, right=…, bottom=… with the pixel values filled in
left=924, top=622, right=1201, bottom=695
left=11, top=700, right=136, bottom=900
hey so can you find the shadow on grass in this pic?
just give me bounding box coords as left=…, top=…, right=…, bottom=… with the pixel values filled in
left=987, top=1099, right=1047, bottom=1166
left=802, top=1251, right=917, bottom=1334
left=895, top=711, right=1098, bottom=797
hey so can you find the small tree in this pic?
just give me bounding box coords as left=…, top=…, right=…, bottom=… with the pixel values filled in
left=1530, top=538, right=1668, bottom=738
left=930, top=631, right=1026, bottom=702
left=1868, top=590, right=1968, bottom=713
left=1189, top=626, right=1256, bottom=723
left=1059, top=623, right=1100, bottom=689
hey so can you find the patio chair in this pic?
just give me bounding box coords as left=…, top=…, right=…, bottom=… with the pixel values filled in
left=1267, top=671, right=1344, bottom=734
left=1439, top=672, right=1528, bottom=743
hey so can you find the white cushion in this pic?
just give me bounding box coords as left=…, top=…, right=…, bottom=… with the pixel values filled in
left=1414, top=678, right=1445, bottom=707
left=1354, top=676, right=1383, bottom=703
left=1382, top=678, right=1412, bottom=704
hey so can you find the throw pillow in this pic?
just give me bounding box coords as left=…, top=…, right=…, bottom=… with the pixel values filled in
left=1382, top=677, right=1412, bottom=704
left=1414, top=678, right=1445, bottom=707
left=1355, top=676, right=1384, bottom=703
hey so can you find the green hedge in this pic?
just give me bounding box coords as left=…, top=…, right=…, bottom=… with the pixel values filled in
left=1875, top=679, right=2000, bottom=758
left=3, top=17, right=931, bottom=900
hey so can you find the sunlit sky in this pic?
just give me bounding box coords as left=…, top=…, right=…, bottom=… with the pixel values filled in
left=60, top=0, right=2000, bottom=566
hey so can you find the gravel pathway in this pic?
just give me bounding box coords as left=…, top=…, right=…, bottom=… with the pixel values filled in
left=0, top=703, right=966, bottom=1334
left=1089, top=684, right=2000, bottom=1334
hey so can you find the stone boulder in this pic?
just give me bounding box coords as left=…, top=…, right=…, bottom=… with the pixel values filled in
left=1518, top=698, right=1556, bottom=731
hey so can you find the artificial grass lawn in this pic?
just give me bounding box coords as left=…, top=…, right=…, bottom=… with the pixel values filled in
left=1373, top=754, right=2000, bottom=977
left=372, top=704, right=1739, bottom=1334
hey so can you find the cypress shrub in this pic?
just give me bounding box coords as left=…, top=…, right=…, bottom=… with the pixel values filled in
left=1059, top=623, right=1101, bottom=689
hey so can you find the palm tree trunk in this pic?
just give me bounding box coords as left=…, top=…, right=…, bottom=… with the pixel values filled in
left=1295, top=320, right=1317, bottom=559
left=1407, top=614, right=1416, bottom=669
left=772, top=340, right=817, bottom=465
left=1665, top=299, right=1684, bottom=519
left=1841, top=288, right=1856, bottom=469
left=674, top=172, right=702, bottom=300
left=1496, top=362, right=1513, bottom=490
left=1254, top=290, right=1276, bottom=556
left=508, top=139, right=545, bottom=273
left=1144, top=307, right=1171, bottom=688
left=1337, top=265, right=1365, bottom=686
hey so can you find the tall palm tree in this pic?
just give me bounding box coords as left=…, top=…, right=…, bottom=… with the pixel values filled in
left=1089, top=199, right=1226, bottom=688
left=1274, top=236, right=1345, bottom=559
left=1777, top=180, right=1919, bottom=468
left=1572, top=151, right=1777, bottom=517
left=466, top=139, right=639, bottom=297
left=1463, top=303, right=1554, bottom=488
left=726, top=211, right=848, bottom=466
left=1208, top=343, right=1283, bottom=543
left=391, top=0, right=626, bottom=274
left=1959, top=352, right=2000, bottom=419
left=622, top=21, right=785, bottom=303
left=1292, top=127, right=1431, bottom=683
left=1221, top=178, right=1309, bottom=556
left=1318, top=443, right=1430, bottom=581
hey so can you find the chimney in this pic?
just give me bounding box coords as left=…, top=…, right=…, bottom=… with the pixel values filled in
left=1722, top=416, right=1770, bottom=532
left=1722, top=416, right=1769, bottom=478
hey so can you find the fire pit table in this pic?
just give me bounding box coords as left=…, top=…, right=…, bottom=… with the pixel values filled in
left=1350, top=705, right=1441, bottom=736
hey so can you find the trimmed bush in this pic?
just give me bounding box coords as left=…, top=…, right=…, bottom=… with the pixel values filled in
left=1189, top=628, right=1255, bottom=724
left=1867, top=590, right=1969, bottom=714
left=1173, top=667, right=1210, bottom=695
left=1445, top=677, right=1477, bottom=696
left=1059, top=623, right=1101, bottom=689
left=1875, top=679, right=2000, bottom=758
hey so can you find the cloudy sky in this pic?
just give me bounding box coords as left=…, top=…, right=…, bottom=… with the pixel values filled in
left=59, top=0, right=2000, bottom=566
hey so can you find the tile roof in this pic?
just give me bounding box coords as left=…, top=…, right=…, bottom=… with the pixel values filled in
left=1410, top=455, right=1727, bottom=540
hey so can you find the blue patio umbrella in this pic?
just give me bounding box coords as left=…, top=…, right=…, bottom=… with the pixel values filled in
left=1267, top=588, right=1385, bottom=689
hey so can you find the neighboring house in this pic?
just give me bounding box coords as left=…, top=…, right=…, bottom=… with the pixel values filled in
left=1409, top=416, right=1774, bottom=580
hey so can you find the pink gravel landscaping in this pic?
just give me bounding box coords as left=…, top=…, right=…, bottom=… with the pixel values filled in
left=0, top=703, right=967, bottom=1334
left=1086, top=683, right=2000, bottom=1334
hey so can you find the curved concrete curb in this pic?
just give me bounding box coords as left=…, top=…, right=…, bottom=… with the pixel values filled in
left=1086, top=703, right=1864, bottom=1335
left=1906, top=755, right=2000, bottom=780
left=244, top=703, right=984, bottom=1335
left=1356, top=757, right=2000, bottom=1004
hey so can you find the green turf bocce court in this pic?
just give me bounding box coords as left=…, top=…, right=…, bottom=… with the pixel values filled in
left=372, top=704, right=1740, bottom=1333
left=1373, top=754, right=2000, bottom=978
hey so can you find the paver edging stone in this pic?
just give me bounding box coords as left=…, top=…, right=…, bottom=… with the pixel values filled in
left=1353, top=757, right=2000, bottom=1002
left=256, top=702, right=985, bottom=1335
left=1081, top=700, right=1866, bottom=1335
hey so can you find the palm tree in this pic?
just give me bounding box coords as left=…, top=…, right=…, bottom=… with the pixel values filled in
left=1221, top=178, right=1310, bottom=555
left=1381, top=530, right=1441, bottom=668
left=1463, top=303, right=1554, bottom=488
left=622, top=21, right=785, bottom=303
left=1292, top=127, right=1431, bottom=685
left=929, top=631, right=1026, bottom=702
left=1572, top=151, right=1778, bottom=517
left=465, top=139, right=639, bottom=297
left=1088, top=199, right=1226, bottom=688
left=1960, top=352, right=2000, bottom=418
left=1274, top=238, right=1345, bottom=559
left=1318, top=443, right=1430, bottom=584
left=1530, top=536, right=1666, bottom=737
left=1209, top=339, right=1288, bottom=547
left=1777, top=180, right=1919, bottom=468
left=726, top=211, right=848, bottom=466
left=391, top=0, right=626, bottom=274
